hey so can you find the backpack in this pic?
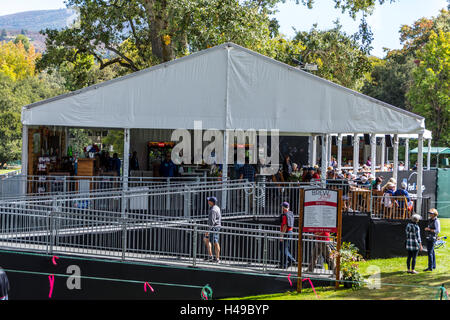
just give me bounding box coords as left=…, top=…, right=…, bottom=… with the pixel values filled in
left=282, top=211, right=295, bottom=228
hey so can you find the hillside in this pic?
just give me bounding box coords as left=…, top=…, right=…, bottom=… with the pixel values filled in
left=0, top=9, right=77, bottom=52
left=0, top=9, right=75, bottom=32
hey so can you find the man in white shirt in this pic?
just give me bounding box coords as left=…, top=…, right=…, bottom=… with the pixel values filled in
left=204, top=197, right=222, bottom=263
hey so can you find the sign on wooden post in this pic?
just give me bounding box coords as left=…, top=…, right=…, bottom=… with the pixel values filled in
left=297, top=188, right=343, bottom=292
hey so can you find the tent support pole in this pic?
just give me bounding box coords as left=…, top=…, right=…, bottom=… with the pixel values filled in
left=21, top=124, right=28, bottom=195
left=393, top=134, right=399, bottom=184
left=405, top=138, right=409, bottom=170
left=221, top=129, right=229, bottom=211
left=417, top=134, right=424, bottom=215
left=353, top=133, right=359, bottom=174
left=337, top=134, right=342, bottom=172
left=312, top=135, right=317, bottom=166
left=370, top=134, right=376, bottom=177
left=380, top=136, right=385, bottom=171
left=321, top=134, right=328, bottom=186
left=427, top=138, right=432, bottom=170
left=327, top=133, right=332, bottom=166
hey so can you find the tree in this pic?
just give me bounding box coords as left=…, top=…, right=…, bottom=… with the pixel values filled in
left=0, top=29, right=7, bottom=41
left=39, top=0, right=395, bottom=76
left=362, top=51, right=416, bottom=110
left=0, top=73, right=66, bottom=168
left=0, top=41, right=39, bottom=81
left=14, top=34, right=31, bottom=52
left=406, top=30, right=450, bottom=146
left=293, top=21, right=373, bottom=91
left=362, top=9, right=449, bottom=112
left=399, top=9, right=449, bottom=56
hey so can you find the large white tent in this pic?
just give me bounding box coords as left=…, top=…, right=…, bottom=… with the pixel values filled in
left=21, top=42, right=429, bottom=209
left=22, top=42, right=425, bottom=134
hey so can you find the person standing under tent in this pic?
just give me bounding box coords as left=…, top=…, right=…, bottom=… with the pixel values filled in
left=279, top=202, right=296, bottom=269
left=129, top=151, right=140, bottom=172
left=239, top=157, right=256, bottom=182
left=0, top=267, right=10, bottom=300
left=282, top=155, right=293, bottom=181
left=424, top=209, right=441, bottom=272
left=204, top=197, right=222, bottom=263
left=405, top=214, right=423, bottom=274
left=112, top=153, right=121, bottom=177
left=160, top=152, right=177, bottom=178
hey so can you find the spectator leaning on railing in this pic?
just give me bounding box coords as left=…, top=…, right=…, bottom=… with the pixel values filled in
left=394, top=182, right=412, bottom=210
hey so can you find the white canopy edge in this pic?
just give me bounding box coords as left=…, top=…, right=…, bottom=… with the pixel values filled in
left=329, top=129, right=432, bottom=140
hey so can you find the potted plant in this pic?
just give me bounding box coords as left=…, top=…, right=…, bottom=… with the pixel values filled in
left=331, top=242, right=365, bottom=289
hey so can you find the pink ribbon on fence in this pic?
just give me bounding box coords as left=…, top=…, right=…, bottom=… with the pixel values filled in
left=288, top=274, right=292, bottom=287
left=48, top=274, right=55, bottom=298
left=52, top=256, right=59, bottom=266
left=144, top=282, right=154, bottom=293
left=302, top=278, right=320, bottom=299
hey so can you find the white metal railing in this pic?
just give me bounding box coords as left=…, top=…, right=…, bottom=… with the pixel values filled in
left=0, top=201, right=336, bottom=275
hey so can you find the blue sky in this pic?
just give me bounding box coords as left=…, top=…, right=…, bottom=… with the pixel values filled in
left=0, top=0, right=447, bottom=57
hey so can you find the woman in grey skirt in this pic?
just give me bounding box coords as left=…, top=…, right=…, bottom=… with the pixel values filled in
left=405, top=214, right=423, bottom=274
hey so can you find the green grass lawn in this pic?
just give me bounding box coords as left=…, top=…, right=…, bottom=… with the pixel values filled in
left=228, top=218, right=450, bottom=300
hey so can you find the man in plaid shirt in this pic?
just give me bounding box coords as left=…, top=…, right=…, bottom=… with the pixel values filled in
left=405, top=214, right=423, bottom=274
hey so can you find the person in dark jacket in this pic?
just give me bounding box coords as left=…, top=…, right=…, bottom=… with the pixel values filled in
left=0, top=267, right=10, bottom=300
left=129, top=151, right=140, bottom=172
left=405, top=214, right=423, bottom=274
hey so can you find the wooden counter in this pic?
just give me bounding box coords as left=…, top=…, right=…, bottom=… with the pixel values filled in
left=77, top=158, right=95, bottom=177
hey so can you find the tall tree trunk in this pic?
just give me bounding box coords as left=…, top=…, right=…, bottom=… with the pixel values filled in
left=142, top=0, right=174, bottom=62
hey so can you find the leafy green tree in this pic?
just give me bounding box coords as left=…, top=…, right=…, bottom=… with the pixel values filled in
left=362, top=51, right=416, bottom=110
left=399, top=9, right=449, bottom=56
left=39, top=0, right=395, bottom=75
left=406, top=30, right=450, bottom=146
left=0, top=73, right=66, bottom=168
left=293, top=21, right=373, bottom=90
left=362, top=9, right=449, bottom=113
left=14, top=34, right=31, bottom=52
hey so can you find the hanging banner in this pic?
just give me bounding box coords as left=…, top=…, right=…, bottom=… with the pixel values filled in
left=303, top=189, right=338, bottom=233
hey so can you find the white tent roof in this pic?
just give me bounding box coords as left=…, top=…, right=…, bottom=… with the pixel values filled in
left=22, top=42, right=426, bottom=135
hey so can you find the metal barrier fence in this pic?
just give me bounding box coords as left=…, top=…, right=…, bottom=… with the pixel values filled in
left=0, top=201, right=336, bottom=276
left=0, top=175, right=223, bottom=199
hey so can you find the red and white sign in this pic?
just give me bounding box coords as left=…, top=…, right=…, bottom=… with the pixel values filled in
left=303, top=189, right=338, bottom=233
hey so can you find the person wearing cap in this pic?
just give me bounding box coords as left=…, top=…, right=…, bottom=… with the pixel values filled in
left=203, top=197, right=222, bottom=263
left=424, top=209, right=440, bottom=271
left=279, top=202, right=296, bottom=269
left=359, top=175, right=370, bottom=187
left=382, top=182, right=396, bottom=218
left=405, top=214, right=423, bottom=274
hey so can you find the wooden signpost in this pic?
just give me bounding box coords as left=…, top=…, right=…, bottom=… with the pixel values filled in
left=297, top=188, right=343, bottom=292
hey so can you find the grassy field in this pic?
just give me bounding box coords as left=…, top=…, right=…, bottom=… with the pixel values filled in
left=229, top=218, right=450, bottom=300
left=0, top=168, right=20, bottom=175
